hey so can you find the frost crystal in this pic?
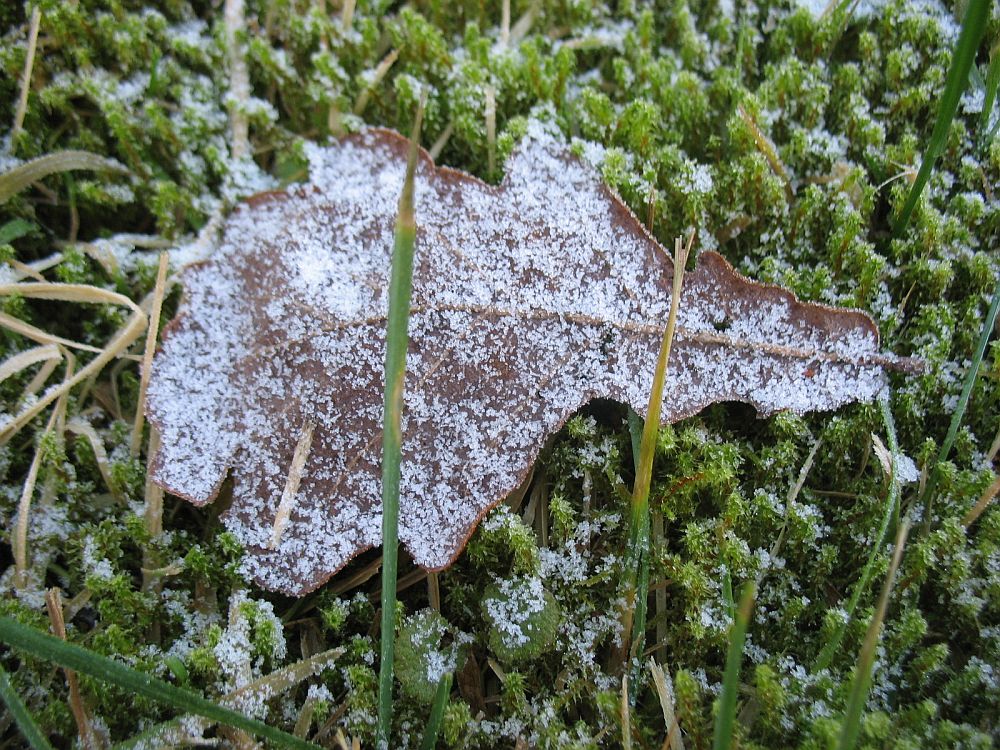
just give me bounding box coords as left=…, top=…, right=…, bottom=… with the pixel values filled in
left=147, top=126, right=915, bottom=595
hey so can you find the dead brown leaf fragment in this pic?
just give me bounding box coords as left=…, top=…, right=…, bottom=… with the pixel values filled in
left=146, top=125, right=917, bottom=596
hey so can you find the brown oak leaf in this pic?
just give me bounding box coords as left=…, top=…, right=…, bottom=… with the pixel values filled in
left=146, top=125, right=915, bottom=595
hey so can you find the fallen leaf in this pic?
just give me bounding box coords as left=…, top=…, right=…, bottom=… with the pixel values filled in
left=146, top=125, right=917, bottom=595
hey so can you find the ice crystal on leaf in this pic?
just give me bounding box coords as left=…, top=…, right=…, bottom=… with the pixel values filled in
left=146, top=126, right=916, bottom=595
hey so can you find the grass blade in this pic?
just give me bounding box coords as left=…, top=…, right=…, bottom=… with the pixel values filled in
left=892, top=0, right=988, bottom=236
left=0, top=616, right=319, bottom=750
left=920, top=277, right=1000, bottom=530
left=419, top=672, right=453, bottom=750
left=0, top=662, right=55, bottom=750
left=835, top=519, right=911, bottom=750
left=616, top=235, right=691, bottom=673
left=979, top=41, right=999, bottom=145
left=0, top=151, right=129, bottom=204
left=813, top=397, right=901, bottom=672
left=712, top=580, right=756, bottom=750
left=376, top=92, right=426, bottom=750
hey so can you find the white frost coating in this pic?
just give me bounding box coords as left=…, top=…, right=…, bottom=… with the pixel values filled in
left=483, top=575, right=548, bottom=650
left=146, top=125, right=896, bottom=595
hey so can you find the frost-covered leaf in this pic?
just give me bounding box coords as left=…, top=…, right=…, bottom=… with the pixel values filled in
left=146, top=125, right=916, bottom=595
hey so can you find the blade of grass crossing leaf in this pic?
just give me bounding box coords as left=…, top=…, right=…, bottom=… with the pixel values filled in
left=892, top=0, right=988, bottom=236
left=377, top=91, right=426, bottom=750
left=0, top=616, right=319, bottom=750
left=836, top=519, right=911, bottom=750
left=814, top=397, right=901, bottom=673
left=0, top=662, right=55, bottom=750
left=712, top=581, right=756, bottom=750
left=419, top=672, right=453, bottom=750
left=618, top=235, right=691, bottom=673
left=921, top=277, right=1000, bottom=531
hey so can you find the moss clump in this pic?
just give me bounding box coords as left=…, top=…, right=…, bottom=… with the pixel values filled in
left=482, top=577, right=560, bottom=665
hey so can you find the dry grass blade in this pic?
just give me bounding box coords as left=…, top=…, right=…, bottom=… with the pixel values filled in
left=269, top=421, right=316, bottom=549
left=835, top=519, right=911, bottom=750
left=429, top=122, right=454, bottom=161
left=0, top=311, right=104, bottom=354
left=2, top=252, right=64, bottom=282
left=131, top=251, right=170, bottom=456
left=143, top=425, right=164, bottom=536
left=13, top=416, right=50, bottom=589
left=736, top=104, right=794, bottom=201
left=0, top=344, right=61, bottom=386
left=353, top=49, right=399, bottom=116
left=9, top=5, right=41, bottom=152
left=0, top=282, right=143, bottom=313
left=22, top=352, right=62, bottom=401
left=66, top=418, right=121, bottom=502
left=962, top=474, right=1000, bottom=528
left=648, top=658, right=685, bottom=750
left=45, top=589, right=101, bottom=750
left=620, top=672, right=632, bottom=750
left=224, top=0, right=251, bottom=160
left=485, top=85, right=497, bottom=178
left=0, top=152, right=129, bottom=204
left=0, top=311, right=147, bottom=444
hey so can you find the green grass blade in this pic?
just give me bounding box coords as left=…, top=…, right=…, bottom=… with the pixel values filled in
left=0, top=662, right=55, bottom=750
left=920, top=277, right=1000, bottom=531
left=836, top=519, right=911, bottom=750
left=377, top=93, right=426, bottom=750
left=0, top=151, right=129, bottom=204
left=813, top=397, right=901, bottom=673
left=419, top=672, right=453, bottom=750
left=712, top=580, right=756, bottom=750
left=0, top=616, right=318, bottom=750
left=617, top=236, right=690, bottom=672
left=892, top=0, right=988, bottom=236
left=979, top=41, right=999, bottom=145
